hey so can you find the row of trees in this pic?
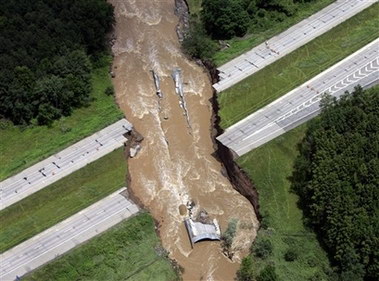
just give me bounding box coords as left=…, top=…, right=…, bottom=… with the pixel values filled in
left=0, top=0, right=114, bottom=125
left=183, top=0, right=322, bottom=60
left=292, top=86, right=379, bottom=281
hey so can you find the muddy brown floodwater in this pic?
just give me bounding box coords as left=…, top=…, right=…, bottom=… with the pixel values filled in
left=109, top=0, right=259, bottom=280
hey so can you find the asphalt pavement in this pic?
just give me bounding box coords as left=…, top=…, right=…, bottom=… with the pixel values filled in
left=213, top=0, right=378, bottom=92
left=0, top=119, right=132, bottom=211
left=217, top=39, right=379, bottom=156
left=0, top=188, right=139, bottom=281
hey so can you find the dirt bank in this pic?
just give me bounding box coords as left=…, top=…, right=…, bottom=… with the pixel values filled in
left=109, top=0, right=259, bottom=280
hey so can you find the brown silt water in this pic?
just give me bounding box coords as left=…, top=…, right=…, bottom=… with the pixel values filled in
left=109, top=0, right=259, bottom=280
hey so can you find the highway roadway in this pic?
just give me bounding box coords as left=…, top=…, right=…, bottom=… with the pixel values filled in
left=217, top=39, right=379, bottom=157
left=0, top=119, right=132, bottom=211
left=0, top=188, right=139, bottom=281
left=213, top=0, right=378, bottom=93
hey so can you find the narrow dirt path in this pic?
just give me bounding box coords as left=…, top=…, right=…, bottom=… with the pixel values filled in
left=109, top=1, right=258, bottom=280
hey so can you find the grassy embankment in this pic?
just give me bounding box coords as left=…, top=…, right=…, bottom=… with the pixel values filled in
left=212, top=0, right=335, bottom=65
left=0, top=148, right=126, bottom=253
left=23, top=213, right=179, bottom=281
left=0, top=58, right=123, bottom=181
left=218, top=3, right=379, bottom=129
left=186, top=0, right=335, bottom=66
left=238, top=125, right=332, bottom=280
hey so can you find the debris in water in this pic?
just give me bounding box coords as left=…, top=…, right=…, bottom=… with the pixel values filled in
left=151, top=70, right=163, bottom=99
left=151, top=70, right=163, bottom=112
left=129, top=144, right=141, bottom=158
left=172, top=68, right=191, bottom=130
left=184, top=210, right=221, bottom=248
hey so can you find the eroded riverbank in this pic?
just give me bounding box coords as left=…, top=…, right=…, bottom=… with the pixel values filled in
left=109, top=0, right=259, bottom=279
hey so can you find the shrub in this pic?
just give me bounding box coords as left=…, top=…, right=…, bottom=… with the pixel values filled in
left=222, top=218, right=238, bottom=252
left=236, top=256, right=255, bottom=281
left=284, top=249, right=298, bottom=262
left=253, top=238, right=273, bottom=259
left=105, top=86, right=114, bottom=96
left=257, top=264, right=279, bottom=281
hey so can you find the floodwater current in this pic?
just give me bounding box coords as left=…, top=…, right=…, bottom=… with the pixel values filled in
left=109, top=0, right=259, bottom=280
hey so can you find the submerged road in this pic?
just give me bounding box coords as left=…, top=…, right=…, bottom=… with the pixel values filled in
left=217, top=39, right=379, bottom=156
left=0, top=188, right=139, bottom=281
left=0, top=119, right=132, bottom=211
left=213, top=0, right=377, bottom=92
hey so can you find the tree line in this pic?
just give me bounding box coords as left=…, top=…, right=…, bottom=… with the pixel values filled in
left=0, top=0, right=114, bottom=126
left=183, top=0, right=322, bottom=60
left=292, top=86, right=379, bottom=281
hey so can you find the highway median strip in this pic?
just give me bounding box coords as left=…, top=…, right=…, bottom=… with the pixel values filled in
left=0, top=148, right=127, bottom=253
left=218, top=3, right=379, bottom=129
left=21, top=213, right=179, bottom=281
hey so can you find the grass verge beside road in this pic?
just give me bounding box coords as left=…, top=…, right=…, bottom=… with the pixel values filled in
left=237, top=125, right=332, bottom=280
left=0, top=148, right=126, bottom=253
left=212, top=0, right=334, bottom=66
left=0, top=60, right=123, bottom=181
left=218, top=3, right=379, bottom=129
left=23, top=213, right=179, bottom=281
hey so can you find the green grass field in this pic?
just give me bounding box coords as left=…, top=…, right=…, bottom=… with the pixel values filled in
left=23, top=213, right=179, bottom=281
left=0, top=148, right=127, bottom=253
left=238, top=125, right=332, bottom=280
left=212, top=0, right=334, bottom=66
left=218, top=3, right=379, bottom=129
left=0, top=60, right=123, bottom=181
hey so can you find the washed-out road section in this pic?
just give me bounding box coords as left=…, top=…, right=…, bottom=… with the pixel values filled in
left=0, top=187, right=138, bottom=281
left=213, top=0, right=377, bottom=92
left=217, top=39, right=379, bottom=156
left=0, top=119, right=132, bottom=211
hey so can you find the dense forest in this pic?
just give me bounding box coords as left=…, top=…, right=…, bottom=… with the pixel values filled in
left=183, top=0, right=322, bottom=59
left=0, top=0, right=114, bottom=126
left=292, top=86, right=379, bottom=281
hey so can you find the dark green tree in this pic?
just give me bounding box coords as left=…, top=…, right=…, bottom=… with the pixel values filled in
left=292, top=86, right=379, bottom=281
left=201, top=0, right=250, bottom=39
left=0, top=0, right=113, bottom=125
left=182, top=21, right=217, bottom=60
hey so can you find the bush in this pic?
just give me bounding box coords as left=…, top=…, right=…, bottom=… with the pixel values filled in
left=253, top=238, right=273, bottom=259
left=182, top=21, right=217, bottom=61
left=257, top=264, right=279, bottom=281
left=222, top=218, right=238, bottom=252
left=284, top=249, right=298, bottom=262
left=236, top=256, right=255, bottom=281
left=260, top=211, right=271, bottom=229
left=105, top=86, right=114, bottom=96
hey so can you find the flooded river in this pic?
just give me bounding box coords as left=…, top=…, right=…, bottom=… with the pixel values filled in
left=109, top=0, right=258, bottom=280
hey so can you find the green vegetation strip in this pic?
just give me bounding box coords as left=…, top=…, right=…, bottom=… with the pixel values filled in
left=23, top=213, right=178, bottom=281
left=212, top=0, right=334, bottom=66
left=0, top=62, right=123, bottom=181
left=0, top=148, right=126, bottom=253
left=237, top=125, right=332, bottom=280
left=218, top=3, right=379, bottom=129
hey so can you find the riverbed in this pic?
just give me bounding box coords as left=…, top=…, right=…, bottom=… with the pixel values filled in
left=109, top=0, right=258, bottom=279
